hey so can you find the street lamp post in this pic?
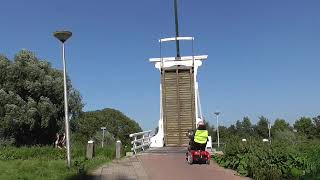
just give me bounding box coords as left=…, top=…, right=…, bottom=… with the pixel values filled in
left=214, top=111, right=221, bottom=148
left=268, top=122, right=271, bottom=144
left=101, top=127, right=107, bottom=148
left=53, top=30, right=72, bottom=168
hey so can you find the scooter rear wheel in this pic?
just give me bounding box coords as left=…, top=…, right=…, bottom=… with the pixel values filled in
left=187, top=153, right=193, bottom=165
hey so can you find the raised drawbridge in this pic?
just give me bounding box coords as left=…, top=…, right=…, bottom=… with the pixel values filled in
left=138, top=0, right=207, bottom=148
left=149, top=38, right=208, bottom=147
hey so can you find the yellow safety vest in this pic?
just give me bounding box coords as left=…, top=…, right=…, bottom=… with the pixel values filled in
left=194, top=130, right=208, bottom=144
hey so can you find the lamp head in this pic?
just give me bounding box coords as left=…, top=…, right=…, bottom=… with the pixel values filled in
left=53, top=31, right=72, bottom=43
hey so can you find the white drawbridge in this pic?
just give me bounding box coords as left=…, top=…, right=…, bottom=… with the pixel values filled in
left=149, top=37, right=207, bottom=147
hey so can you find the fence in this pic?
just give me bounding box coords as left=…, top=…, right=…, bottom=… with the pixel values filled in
left=129, top=130, right=152, bottom=154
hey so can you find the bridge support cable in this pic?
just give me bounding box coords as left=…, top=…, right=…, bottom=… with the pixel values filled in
left=197, top=88, right=203, bottom=120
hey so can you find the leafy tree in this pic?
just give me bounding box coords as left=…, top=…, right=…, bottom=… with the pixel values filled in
left=242, top=116, right=253, bottom=137
left=273, top=119, right=290, bottom=131
left=212, top=125, right=228, bottom=143
left=294, top=117, right=316, bottom=139
left=235, top=120, right=242, bottom=133
left=273, top=129, right=296, bottom=144
left=313, top=115, right=320, bottom=138
left=204, top=120, right=214, bottom=138
left=254, top=116, right=269, bottom=138
left=218, top=125, right=228, bottom=142
left=0, top=50, right=83, bottom=146
left=271, top=119, right=290, bottom=136
left=227, top=124, right=237, bottom=136
left=73, top=108, right=142, bottom=145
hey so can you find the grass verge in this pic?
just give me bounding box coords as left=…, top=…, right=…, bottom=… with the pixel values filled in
left=0, top=144, right=116, bottom=180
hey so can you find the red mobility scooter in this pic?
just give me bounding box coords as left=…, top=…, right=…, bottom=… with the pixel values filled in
left=185, top=130, right=211, bottom=165
left=186, top=148, right=210, bottom=165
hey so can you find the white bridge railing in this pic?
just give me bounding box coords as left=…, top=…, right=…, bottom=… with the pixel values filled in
left=129, top=130, right=152, bottom=154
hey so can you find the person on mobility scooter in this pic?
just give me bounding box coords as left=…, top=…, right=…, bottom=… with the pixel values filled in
left=186, top=121, right=211, bottom=164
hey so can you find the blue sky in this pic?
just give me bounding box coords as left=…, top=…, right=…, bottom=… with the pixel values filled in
left=0, top=0, right=319, bottom=130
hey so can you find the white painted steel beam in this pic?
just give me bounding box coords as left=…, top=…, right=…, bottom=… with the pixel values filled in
left=149, top=55, right=208, bottom=62
left=159, top=37, right=194, bottom=42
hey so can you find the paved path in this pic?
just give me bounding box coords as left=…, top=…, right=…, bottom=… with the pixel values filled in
left=92, top=147, right=250, bottom=180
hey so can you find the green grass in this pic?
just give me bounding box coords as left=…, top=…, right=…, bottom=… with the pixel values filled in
left=0, top=144, right=116, bottom=180
left=0, top=159, right=76, bottom=180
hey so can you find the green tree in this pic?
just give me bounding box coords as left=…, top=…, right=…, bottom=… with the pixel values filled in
left=74, top=108, right=142, bottom=145
left=235, top=120, right=242, bottom=132
left=294, top=117, right=316, bottom=139
left=218, top=125, right=228, bottom=142
left=205, top=121, right=215, bottom=138
left=227, top=124, right=237, bottom=136
left=271, top=119, right=290, bottom=137
left=313, top=115, right=320, bottom=138
left=242, top=116, right=253, bottom=137
left=273, top=119, right=290, bottom=131
left=254, top=116, right=269, bottom=138
left=0, top=50, right=83, bottom=146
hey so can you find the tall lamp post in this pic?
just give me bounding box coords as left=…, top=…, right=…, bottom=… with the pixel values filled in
left=53, top=30, right=72, bottom=168
left=268, top=121, right=271, bottom=144
left=214, top=111, right=221, bottom=148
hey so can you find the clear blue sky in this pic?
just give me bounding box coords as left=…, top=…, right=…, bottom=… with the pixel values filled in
left=0, top=0, right=319, bottom=130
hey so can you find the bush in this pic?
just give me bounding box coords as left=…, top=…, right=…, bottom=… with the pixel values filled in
left=213, top=136, right=320, bottom=179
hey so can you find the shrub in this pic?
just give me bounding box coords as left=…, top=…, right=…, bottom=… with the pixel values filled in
left=213, top=137, right=320, bottom=179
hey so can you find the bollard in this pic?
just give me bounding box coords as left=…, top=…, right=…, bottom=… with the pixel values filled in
left=86, top=140, right=95, bottom=159
left=116, top=140, right=122, bottom=159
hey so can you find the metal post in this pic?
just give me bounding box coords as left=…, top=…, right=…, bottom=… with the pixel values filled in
left=53, top=30, right=72, bottom=168
left=217, top=114, right=220, bottom=148
left=102, top=129, right=105, bottom=148
left=174, top=0, right=181, bottom=57
left=133, top=136, right=137, bottom=154
left=101, top=127, right=106, bottom=148
left=62, top=43, right=71, bottom=168
left=268, top=122, right=271, bottom=144
left=116, top=140, right=122, bottom=159
left=214, top=112, right=220, bottom=148
left=142, top=134, right=145, bottom=151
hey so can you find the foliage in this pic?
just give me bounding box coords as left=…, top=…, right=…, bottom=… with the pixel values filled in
left=272, top=119, right=291, bottom=137
left=242, top=117, right=253, bottom=137
left=0, top=50, right=83, bottom=146
left=313, top=115, right=320, bottom=138
left=253, top=116, right=269, bottom=138
left=273, top=129, right=296, bottom=144
left=0, top=144, right=115, bottom=180
left=213, top=136, right=320, bottom=180
left=294, top=117, right=316, bottom=139
left=73, top=108, right=142, bottom=146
